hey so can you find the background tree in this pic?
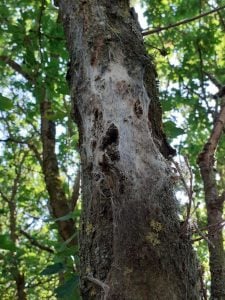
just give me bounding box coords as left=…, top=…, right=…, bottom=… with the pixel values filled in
left=0, top=0, right=80, bottom=298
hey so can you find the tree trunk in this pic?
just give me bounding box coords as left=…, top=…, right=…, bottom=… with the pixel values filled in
left=197, top=100, right=225, bottom=300
left=9, top=153, right=27, bottom=300
left=40, top=97, right=76, bottom=245
left=58, top=1, right=200, bottom=299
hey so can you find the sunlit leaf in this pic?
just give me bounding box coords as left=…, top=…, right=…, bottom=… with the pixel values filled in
left=0, top=94, right=13, bottom=111
left=164, top=120, right=185, bottom=138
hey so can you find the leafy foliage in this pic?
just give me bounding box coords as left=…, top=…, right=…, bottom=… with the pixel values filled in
left=0, top=0, right=80, bottom=299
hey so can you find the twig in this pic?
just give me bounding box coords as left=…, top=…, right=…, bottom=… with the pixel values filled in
left=20, top=229, right=54, bottom=254
left=203, top=71, right=222, bottom=89
left=86, top=275, right=110, bottom=300
left=192, top=220, right=225, bottom=242
left=183, top=156, right=194, bottom=227
left=171, top=158, right=194, bottom=233
left=37, top=0, right=46, bottom=63
left=171, top=158, right=192, bottom=199
left=142, top=4, right=225, bottom=36
left=0, top=56, right=34, bottom=82
left=0, top=137, right=42, bottom=166
left=0, top=190, right=11, bottom=204
left=192, top=223, right=215, bottom=248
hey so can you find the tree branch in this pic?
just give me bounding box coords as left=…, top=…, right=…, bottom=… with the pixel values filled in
left=27, top=142, right=43, bottom=167
left=198, top=97, right=225, bottom=167
left=0, top=55, right=34, bottom=82
left=0, top=137, right=42, bottom=166
left=0, top=189, right=11, bottom=204
left=20, top=229, right=54, bottom=254
left=142, top=4, right=225, bottom=36
left=86, top=275, right=110, bottom=300
left=203, top=71, right=222, bottom=89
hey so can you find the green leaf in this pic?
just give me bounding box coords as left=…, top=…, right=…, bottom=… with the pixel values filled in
left=0, top=94, right=13, bottom=111
left=54, top=275, right=79, bottom=299
left=164, top=121, right=185, bottom=138
left=0, top=234, right=16, bottom=251
left=40, top=262, right=65, bottom=276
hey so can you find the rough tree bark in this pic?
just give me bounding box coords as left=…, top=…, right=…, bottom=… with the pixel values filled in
left=197, top=96, right=225, bottom=300
left=58, top=1, right=200, bottom=299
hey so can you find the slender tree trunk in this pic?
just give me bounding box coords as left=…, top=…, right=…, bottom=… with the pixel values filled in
left=15, top=274, right=26, bottom=300
left=40, top=97, right=76, bottom=245
left=58, top=1, right=200, bottom=299
left=197, top=100, right=225, bottom=300
left=9, top=154, right=27, bottom=300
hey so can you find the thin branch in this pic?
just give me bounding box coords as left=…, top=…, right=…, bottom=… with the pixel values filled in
left=11, top=151, right=28, bottom=202
left=86, top=275, right=110, bottom=300
left=210, top=0, right=225, bottom=32
left=20, top=229, right=54, bottom=254
left=0, top=189, right=11, bottom=204
left=142, top=4, right=225, bottom=36
left=183, top=83, right=206, bottom=101
left=198, top=97, right=225, bottom=167
left=195, top=220, right=225, bottom=233
left=0, top=137, right=42, bottom=166
left=171, top=158, right=192, bottom=199
left=197, top=45, right=210, bottom=113
left=27, top=142, right=43, bottom=167
left=192, top=223, right=215, bottom=248
left=0, top=55, right=34, bottom=82
left=16, top=103, right=40, bottom=136
left=218, top=191, right=225, bottom=206
left=37, top=0, right=46, bottom=63
left=183, top=156, right=194, bottom=228
left=0, top=137, right=28, bottom=144
left=171, top=157, right=195, bottom=235
left=203, top=71, right=222, bottom=89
